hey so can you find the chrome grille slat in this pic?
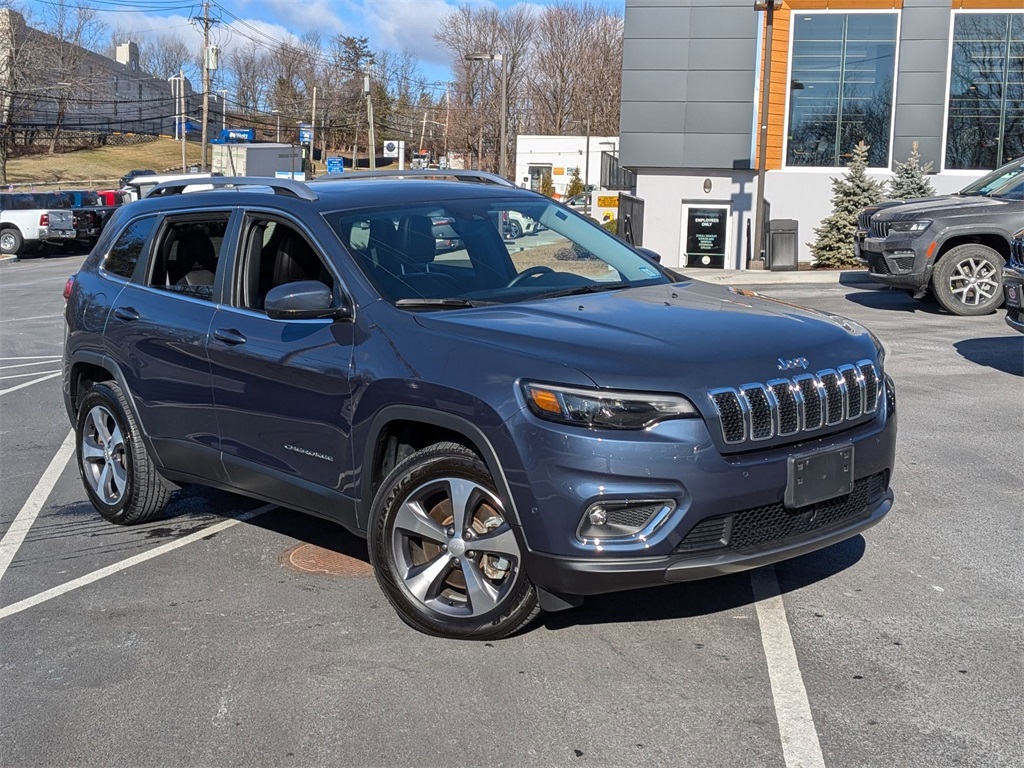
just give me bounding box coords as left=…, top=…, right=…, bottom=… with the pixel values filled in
left=708, top=362, right=880, bottom=446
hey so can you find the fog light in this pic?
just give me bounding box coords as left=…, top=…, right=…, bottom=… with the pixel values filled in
left=577, top=499, right=676, bottom=544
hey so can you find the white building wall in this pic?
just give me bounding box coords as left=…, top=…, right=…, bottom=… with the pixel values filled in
left=636, top=167, right=987, bottom=268
left=514, top=135, right=618, bottom=197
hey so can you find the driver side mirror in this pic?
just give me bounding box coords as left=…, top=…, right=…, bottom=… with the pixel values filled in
left=265, top=280, right=351, bottom=321
left=635, top=247, right=662, bottom=264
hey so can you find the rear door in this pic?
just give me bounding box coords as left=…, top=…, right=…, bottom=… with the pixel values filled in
left=104, top=209, right=236, bottom=480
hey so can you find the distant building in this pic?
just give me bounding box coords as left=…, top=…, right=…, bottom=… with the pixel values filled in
left=0, top=8, right=219, bottom=138
left=515, top=135, right=619, bottom=197
left=618, top=0, right=1023, bottom=268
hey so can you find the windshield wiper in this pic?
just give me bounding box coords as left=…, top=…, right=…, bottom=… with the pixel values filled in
left=395, top=297, right=485, bottom=309
left=534, top=282, right=631, bottom=300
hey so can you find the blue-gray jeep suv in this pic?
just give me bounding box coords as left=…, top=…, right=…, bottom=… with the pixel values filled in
left=63, top=172, right=897, bottom=639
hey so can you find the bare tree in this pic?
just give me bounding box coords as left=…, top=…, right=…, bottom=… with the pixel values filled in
left=33, top=0, right=106, bottom=152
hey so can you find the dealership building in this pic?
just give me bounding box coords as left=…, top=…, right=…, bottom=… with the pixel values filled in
left=618, top=0, right=1023, bottom=268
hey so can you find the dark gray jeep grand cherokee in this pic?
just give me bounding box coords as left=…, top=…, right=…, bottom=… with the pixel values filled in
left=63, top=173, right=897, bottom=640
left=860, top=158, right=1024, bottom=315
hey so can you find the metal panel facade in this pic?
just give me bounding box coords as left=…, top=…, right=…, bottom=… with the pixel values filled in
left=620, top=0, right=758, bottom=170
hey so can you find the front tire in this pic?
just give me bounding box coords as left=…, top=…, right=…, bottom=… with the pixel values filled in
left=931, top=244, right=1004, bottom=316
left=508, top=220, right=523, bottom=239
left=76, top=381, right=171, bottom=525
left=368, top=442, right=541, bottom=640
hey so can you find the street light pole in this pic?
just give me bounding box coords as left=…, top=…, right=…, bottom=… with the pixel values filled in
left=218, top=89, right=228, bottom=132
left=753, top=1, right=782, bottom=269
left=465, top=52, right=507, bottom=178
left=272, top=109, right=281, bottom=142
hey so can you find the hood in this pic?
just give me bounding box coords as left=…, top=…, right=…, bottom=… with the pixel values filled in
left=413, top=281, right=880, bottom=396
left=875, top=195, right=1011, bottom=220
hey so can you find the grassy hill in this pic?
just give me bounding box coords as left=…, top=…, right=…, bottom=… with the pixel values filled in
left=6, top=138, right=203, bottom=187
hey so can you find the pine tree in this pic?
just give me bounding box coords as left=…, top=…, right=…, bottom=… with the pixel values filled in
left=565, top=167, right=585, bottom=198
left=888, top=141, right=936, bottom=200
left=809, top=141, right=886, bottom=269
left=539, top=172, right=556, bottom=198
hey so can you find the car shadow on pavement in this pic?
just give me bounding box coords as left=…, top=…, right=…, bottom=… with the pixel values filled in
left=540, top=536, right=866, bottom=632
left=842, top=287, right=944, bottom=314
left=954, top=336, right=1024, bottom=376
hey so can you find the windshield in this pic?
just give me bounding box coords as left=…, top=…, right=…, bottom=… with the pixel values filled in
left=328, top=196, right=669, bottom=306
left=990, top=174, right=1024, bottom=201
left=959, top=157, right=1024, bottom=196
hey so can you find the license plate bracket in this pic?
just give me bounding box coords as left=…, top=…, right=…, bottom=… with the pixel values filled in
left=785, top=444, right=854, bottom=509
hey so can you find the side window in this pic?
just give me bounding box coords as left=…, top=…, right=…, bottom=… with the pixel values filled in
left=237, top=218, right=334, bottom=311
left=146, top=216, right=230, bottom=301
left=104, top=216, right=156, bottom=279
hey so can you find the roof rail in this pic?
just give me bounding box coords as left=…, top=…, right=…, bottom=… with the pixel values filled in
left=145, top=176, right=319, bottom=201
left=309, top=169, right=516, bottom=188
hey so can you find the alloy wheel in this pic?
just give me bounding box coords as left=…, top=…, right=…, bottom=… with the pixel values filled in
left=948, top=257, right=1000, bottom=307
left=80, top=405, right=128, bottom=505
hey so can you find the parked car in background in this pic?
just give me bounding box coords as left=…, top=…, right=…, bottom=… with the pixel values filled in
left=855, top=156, right=1024, bottom=261
left=860, top=169, right=1024, bottom=315
left=118, top=169, right=156, bottom=188
left=0, top=192, right=76, bottom=256
left=64, top=170, right=896, bottom=641
left=1004, top=228, right=1024, bottom=333
left=506, top=209, right=538, bottom=239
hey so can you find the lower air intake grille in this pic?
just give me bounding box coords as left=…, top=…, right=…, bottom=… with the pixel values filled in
left=867, top=254, right=891, bottom=275
left=673, top=472, right=888, bottom=554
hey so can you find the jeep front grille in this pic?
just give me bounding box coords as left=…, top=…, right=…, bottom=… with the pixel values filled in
left=870, top=220, right=890, bottom=238
left=707, top=361, right=880, bottom=445
left=1010, top=236, right=1024, bottom=268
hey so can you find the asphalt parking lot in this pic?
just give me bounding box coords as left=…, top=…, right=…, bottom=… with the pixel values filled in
left=1, top=251, right=1021, bottom=767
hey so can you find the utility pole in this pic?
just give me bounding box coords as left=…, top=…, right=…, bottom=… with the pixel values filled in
left=365, top=67, right=376, bottom=170
left=443, top=82, right=450, bottom=163
left=584, top=115, right=591, bottom=216
left=310, top=85, right=317, bottom=177
left=195, top=0, right=218, bottom=171
left=419, top=110, right=428, bottom=154
left=178, top=70, right=186, bottom=172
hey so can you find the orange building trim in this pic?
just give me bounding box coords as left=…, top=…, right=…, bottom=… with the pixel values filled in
left=756, top=0, right=904, bottom=170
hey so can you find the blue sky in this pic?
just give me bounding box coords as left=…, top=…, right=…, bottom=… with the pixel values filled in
left=20, top=0, right=613, bottom=83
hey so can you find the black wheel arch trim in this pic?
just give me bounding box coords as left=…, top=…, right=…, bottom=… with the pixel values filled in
left=65, top=349, right=165, bottom=470
left=359, top=404, right=522, bottom=532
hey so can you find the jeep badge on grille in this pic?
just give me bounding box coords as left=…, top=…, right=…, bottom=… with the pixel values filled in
left=777, top=356, right=809, bottom=371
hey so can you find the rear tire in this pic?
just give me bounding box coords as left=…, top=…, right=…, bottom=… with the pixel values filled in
left=76, top=381, right=171, bottom=525
left=368, top=442, right=541, bottom=640
left=508, top=220, right=523, bottom=239
left=0, top=228, right=24, bottom=256
left=931, top=244, right=1004, bottom=316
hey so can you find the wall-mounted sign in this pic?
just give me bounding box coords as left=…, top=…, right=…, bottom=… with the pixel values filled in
left=553, top=167, right=565, bottom=176
left=684, top=206, right=728, bottom=268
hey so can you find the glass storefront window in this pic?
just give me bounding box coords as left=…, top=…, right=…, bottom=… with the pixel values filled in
left=786, top=13, right=898, bottom=168
left=945, top=13, right=1024, bottom=170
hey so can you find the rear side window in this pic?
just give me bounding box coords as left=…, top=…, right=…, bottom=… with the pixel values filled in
left=104, top=216, right=156, bottom=279
left=146, top=216, right=230, bottom=302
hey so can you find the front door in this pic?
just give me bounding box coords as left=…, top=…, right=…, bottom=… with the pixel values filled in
left=207, top=214, right=358, bottom=526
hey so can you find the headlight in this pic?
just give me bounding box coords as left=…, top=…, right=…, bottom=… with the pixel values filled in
left=522, top=382, right=698, bottom=429
left=887, top=220, right=931, bottom=234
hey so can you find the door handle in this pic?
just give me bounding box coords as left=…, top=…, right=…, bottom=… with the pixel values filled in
left=112, top=307, right=140, bottom=322
left=213, top=328, right=247, bottom=345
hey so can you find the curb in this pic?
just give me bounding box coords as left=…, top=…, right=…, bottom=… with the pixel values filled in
left=0, top=254, right=17, bottom=266
left=677, top=268, right=874, bottom=287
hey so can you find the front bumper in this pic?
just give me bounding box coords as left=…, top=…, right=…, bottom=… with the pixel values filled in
left=861, top=236, right=931, bottom=292
left=524, top=489, right=892, bottom=595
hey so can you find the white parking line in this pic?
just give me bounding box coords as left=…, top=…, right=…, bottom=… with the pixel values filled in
left=0, top=314, right=62, bottom=323
left=0, top=371, right=61, bottom=396
left=0, top=430, right=76, bottom=583
left=0, top=505, right=275, bottom=620
left=0, top=369, right=60, bottom=381
left=0, top=356, right=63, bottom=360
left=0, top=360, right=61, bottom=370
left=751, top=565, right=826, bottom=768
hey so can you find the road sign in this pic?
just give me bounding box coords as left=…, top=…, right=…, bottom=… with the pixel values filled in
left=326, top=157, right=345, bottom=174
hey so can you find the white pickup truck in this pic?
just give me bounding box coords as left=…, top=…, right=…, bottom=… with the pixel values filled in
left=0, top=191, right=77, bottom=257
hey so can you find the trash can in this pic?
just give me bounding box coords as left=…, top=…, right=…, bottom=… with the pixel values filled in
left=768, top=219, right=799, bottom=271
